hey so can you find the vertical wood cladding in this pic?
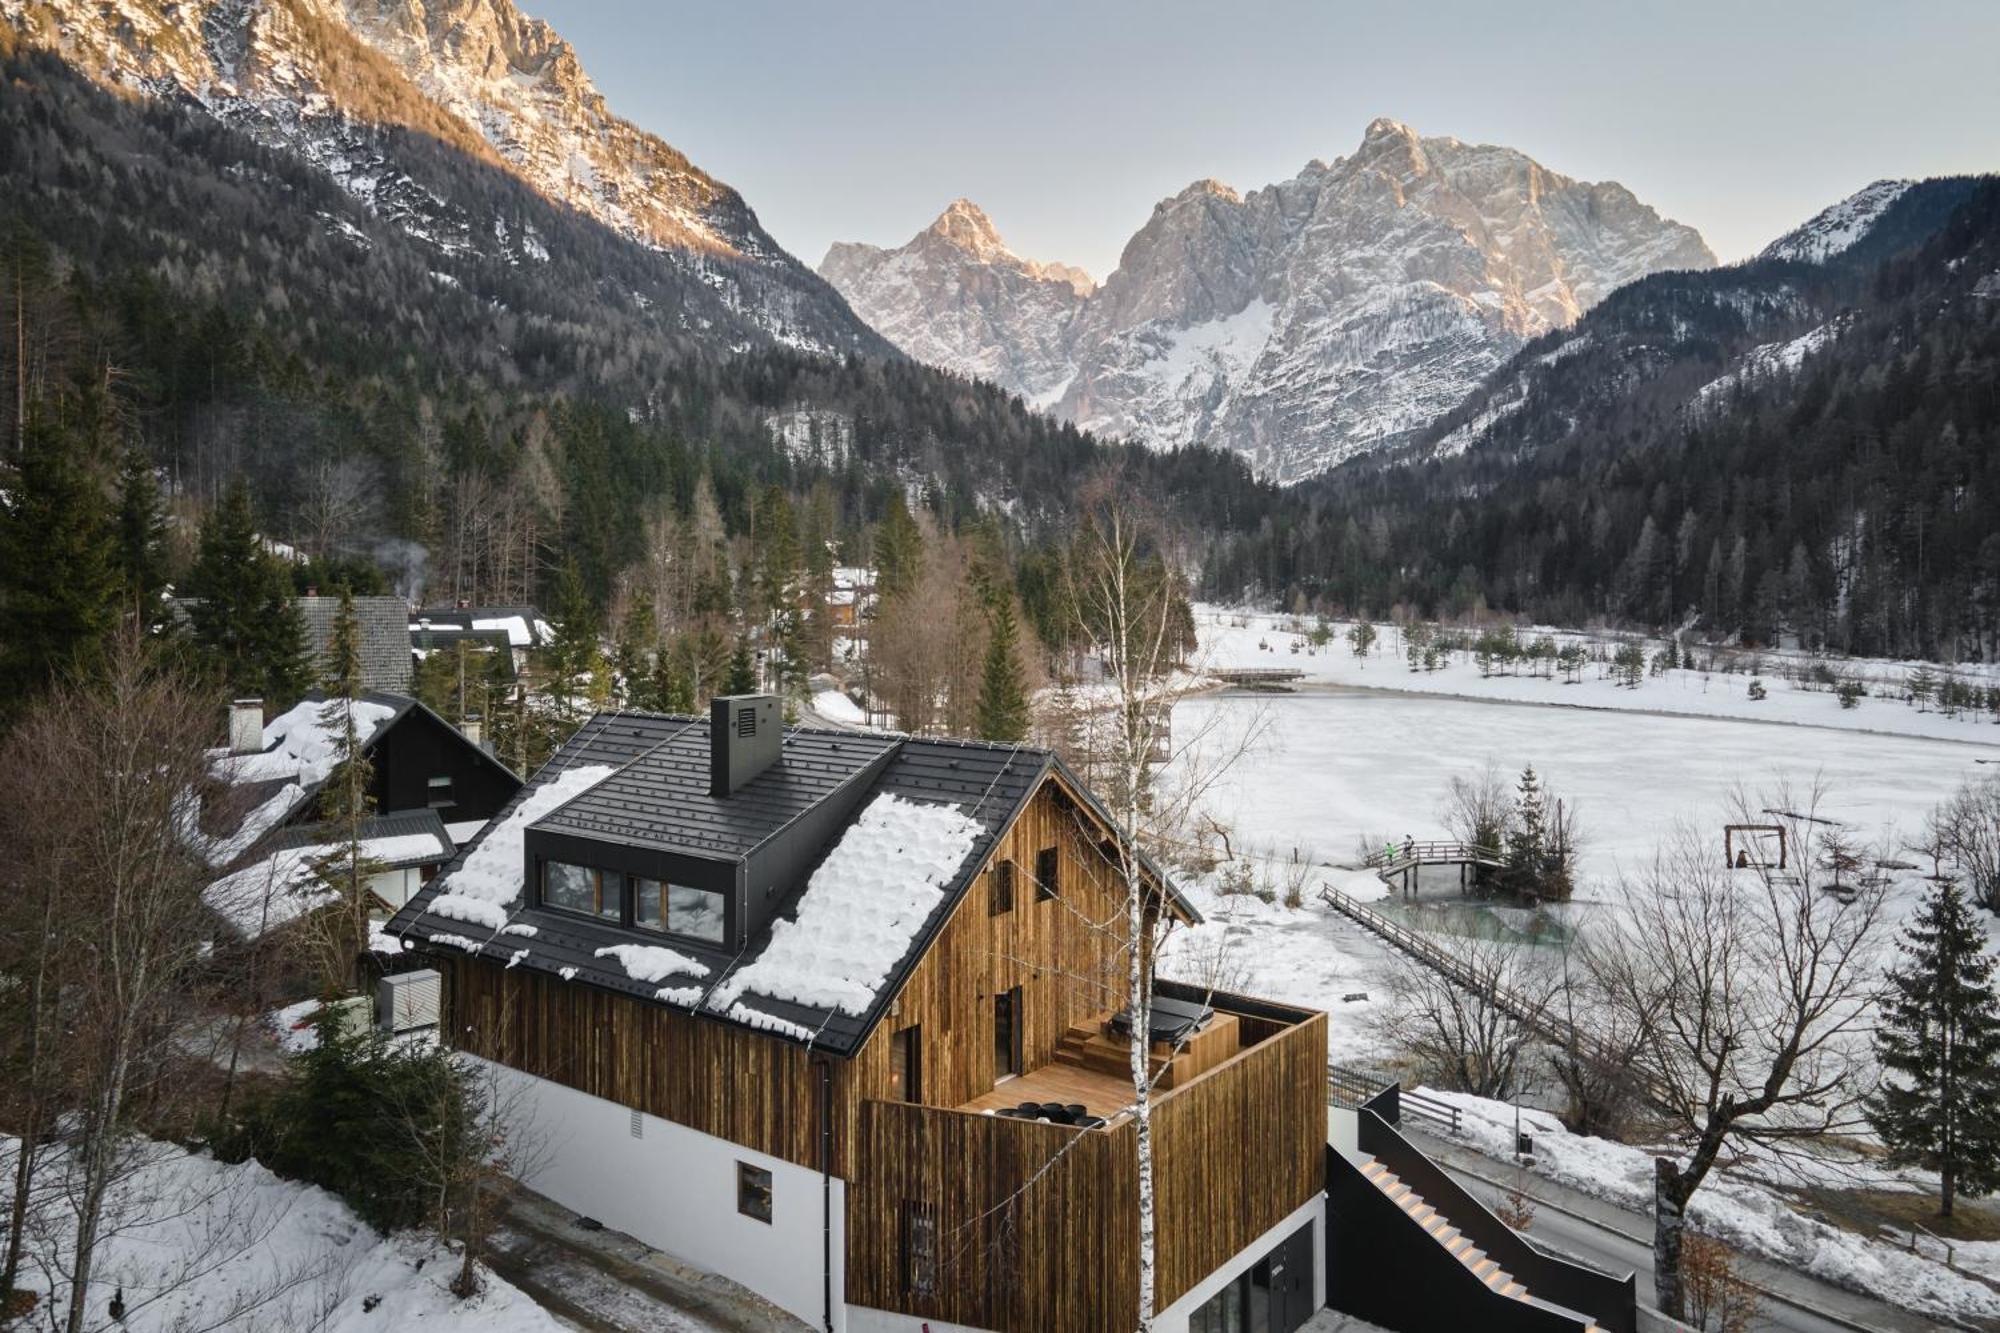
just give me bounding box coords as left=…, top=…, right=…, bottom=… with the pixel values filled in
left=845, top=1012, right=1327, bottom=1331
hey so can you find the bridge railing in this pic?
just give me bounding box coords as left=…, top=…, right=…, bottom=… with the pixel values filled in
left=1363, top=840, right=1504, bottom=871
left=1320, top=884, right=1671, bottom=1107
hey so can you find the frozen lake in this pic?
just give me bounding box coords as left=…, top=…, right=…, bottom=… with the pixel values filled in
left=1175, top=686, right=1994, bottom=892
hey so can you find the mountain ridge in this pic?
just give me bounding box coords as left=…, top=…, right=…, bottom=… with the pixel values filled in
left=822, top=119, right=1716, bottom=482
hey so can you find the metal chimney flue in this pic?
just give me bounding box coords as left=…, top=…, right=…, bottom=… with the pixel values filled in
left=710, top=694, right=780, bottom=797
left=228, top=699, right=265, bottom=754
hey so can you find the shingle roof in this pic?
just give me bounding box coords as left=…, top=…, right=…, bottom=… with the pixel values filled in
left=300, top=596, right=413, bottom=693
left=385, top=712, right=1059, bottom=1057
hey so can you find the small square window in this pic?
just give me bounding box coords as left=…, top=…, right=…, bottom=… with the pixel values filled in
left=1035, top=847, right=1059, bottom=902
left=427, top=775, right=455, bottom=809
left=988, top=860, right=1015, bottom=916
left=737, top=1162, right=773, bottom=1224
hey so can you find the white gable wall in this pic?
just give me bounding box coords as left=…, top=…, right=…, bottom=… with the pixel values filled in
left=472, top=1057, right=844, bottom=1331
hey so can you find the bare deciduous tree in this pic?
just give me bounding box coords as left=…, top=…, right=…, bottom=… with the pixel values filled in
left=1372, top=935, right=1564, bottom=1101
left=1924, top=772, right=2000, bottom=910
left=1587, top=787, right=1887, bottom=1321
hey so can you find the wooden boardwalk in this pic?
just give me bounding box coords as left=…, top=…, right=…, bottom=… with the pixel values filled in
left=1365, top=840, right=1505, bottom=894
left=1320, top=883, right=1673, bottom=1109
left=1207, top=665, right=1306, bottom=689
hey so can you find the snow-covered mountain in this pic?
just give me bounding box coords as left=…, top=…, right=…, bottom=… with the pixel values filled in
left=820, top=119, right=1715, bottom=482
left=1759, top=179, right=1913, bottom=263
left=2, top=0, right=880, bottom=354
left=821, top=200, right=1093, bottom=407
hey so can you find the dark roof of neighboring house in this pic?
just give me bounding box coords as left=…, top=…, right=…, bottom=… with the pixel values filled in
left=410, top=606, right=551, bottom=650
left=385, top=712, right=1192, bottom=1058
left=300, top=596, right=413, bottom=694
left=196, top=691, right=516, bottom=872
left=265, top=809, right=457, bottom=869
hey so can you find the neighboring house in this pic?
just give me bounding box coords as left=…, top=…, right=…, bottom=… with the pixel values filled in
left=189, top=693, right=522, bottom=942
left=298, top=595, right=415, bottom=694
left=384, top=696, right=1332, bottom=1333
left=410, top=605, right=552, bottom=674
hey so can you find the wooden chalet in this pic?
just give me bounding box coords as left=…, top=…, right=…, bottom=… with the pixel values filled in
left=386, top=696, right=1329, bottom=1333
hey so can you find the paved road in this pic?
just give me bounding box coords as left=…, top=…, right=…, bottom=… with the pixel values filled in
left=1400, top=1126, right=1978, bottom=1333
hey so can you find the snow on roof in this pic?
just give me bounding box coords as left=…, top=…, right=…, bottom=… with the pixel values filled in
left=444, top=764, right=619, bottom=908
left=472, top=615, right=550, bottom=647
left=594, top=943, right=709, bottom=983
left=708, top=793, right=983, bottom=1018
left=210, top=698, right=399, bottom=787
left=204, top=832, right=448, bottom=938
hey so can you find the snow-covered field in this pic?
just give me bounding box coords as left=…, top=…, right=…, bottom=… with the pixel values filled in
left=0, top=1136, right=561, bottom=1333
left=1196, top=607, right=2000, bottom=748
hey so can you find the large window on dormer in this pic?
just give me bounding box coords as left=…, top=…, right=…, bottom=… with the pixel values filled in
left=634, top=876, right=727, bottom=944
left=543, top=861, right=622, bottom=922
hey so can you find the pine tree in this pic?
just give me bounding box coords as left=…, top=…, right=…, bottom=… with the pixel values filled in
left=1870, top=879, right=2000, bottom=1218
left=186, top=479, right=311, bottom=704
left=648, top=647, right=695, bottom=714
left=0, top=414, right=120, bottom=714
left=113, top=449, right=169, bottom=626
left=543, top=557, right=607, bottom=728
left=976, top=599, right=1030, bottom=743
left=313, top=588, right=382, bottom=995
left=875, top=491, right=923, bottom=599
left=612, top=591, right=656, bottom=707
left=721, top=637, right=758, bottom=697
left=1503, top=765, right=1548, bottom=898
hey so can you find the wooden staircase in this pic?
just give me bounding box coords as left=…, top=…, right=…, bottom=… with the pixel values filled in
left=1054, top=1020, right=1173, bottom=1083
left=1357, top=1156, right=1607, bottom=1333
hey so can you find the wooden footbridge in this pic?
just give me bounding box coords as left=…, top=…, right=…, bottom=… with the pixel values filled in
left=1364, top=840, right=1504, bottom=894
left=1206, top=666, right=1306, bottom=690
left=1320, top=880, right=1674, bottom=1109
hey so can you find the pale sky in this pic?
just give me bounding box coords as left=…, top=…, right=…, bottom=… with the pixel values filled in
left=522, top=0, right=1999, bottom=279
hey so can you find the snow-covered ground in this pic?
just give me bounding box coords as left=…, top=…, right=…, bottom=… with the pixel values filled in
left=0, top=1136, right=562, bottom=1333
left=1421, top=1090, right=2000, bottom=1322
left=1196, top=607, right=2000, bottom=747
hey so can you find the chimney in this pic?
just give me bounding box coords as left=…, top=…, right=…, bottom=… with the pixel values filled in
left=461, top=713, right=483, bottom=747
left=710, top=694, right=780, bottom=798
left=228, top=699, right=265, bottom=754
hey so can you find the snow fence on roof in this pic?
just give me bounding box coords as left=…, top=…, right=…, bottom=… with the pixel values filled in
left=709, top=792, right=984, bottom=1018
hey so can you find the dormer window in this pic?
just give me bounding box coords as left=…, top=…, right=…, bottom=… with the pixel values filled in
left=543, top=861, right=623, bottom=922
left=634, top=876, right=727, bottom=945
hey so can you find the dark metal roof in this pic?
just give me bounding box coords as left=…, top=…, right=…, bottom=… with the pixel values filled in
left=535, top=726, right=901, bottom=858
left=299, top=596, right=413, bottom=694
left=265, top=809, right=455, bottom=869
left=385, top=711, right=1054, bottom=1057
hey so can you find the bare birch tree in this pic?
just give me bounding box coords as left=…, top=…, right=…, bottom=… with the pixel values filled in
left=1, top=640, right=219, bottom=1333
left=1586, top=786, right=1888, bottom=1320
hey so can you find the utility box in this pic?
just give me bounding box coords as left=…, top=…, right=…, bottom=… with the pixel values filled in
left=378, top=968, right=442, bottom=1034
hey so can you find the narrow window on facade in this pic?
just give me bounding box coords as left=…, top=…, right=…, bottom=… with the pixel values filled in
left=988, top=859, right=1015, bottom=916
left=736, top=1162, right=773, bottom=1224
left=900, top=1199, right=938, bottom=1297
left=1035, top=846, right=1059, bottom=902
left=426, top=775, right=454, bottom=809
left=890, top=1025, right=922, bottom=1103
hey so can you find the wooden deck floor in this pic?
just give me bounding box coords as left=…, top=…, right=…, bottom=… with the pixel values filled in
left=957, top=1062, right=1137, bottom=1120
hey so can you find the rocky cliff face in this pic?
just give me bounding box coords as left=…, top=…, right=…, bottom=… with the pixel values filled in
left=822, top=119, right=1716, bottom=481
left=2, top=0, right=881, bottom=354
left=822, top=199, right=1093, bottom=407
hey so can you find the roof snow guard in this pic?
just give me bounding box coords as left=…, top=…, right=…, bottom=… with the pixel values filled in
left=383, top=709, right=1062, bottom=1056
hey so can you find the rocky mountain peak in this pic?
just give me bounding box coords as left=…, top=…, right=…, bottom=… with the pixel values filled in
left=924, top=198, right=1011, bottom=258
left=822, top=119, right=1715, bottom=482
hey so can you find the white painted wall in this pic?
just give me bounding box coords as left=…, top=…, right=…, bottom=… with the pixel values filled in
left=1328, top=1105, right=1360, bottom=1163
left=474, top=1058, right=843, bottom=1331
left=1154, top=1194, right=1326, bottom=1333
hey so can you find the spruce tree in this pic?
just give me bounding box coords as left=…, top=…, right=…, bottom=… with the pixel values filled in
left=722, top=637, right=758, bottom=697
left=976, top=599, right=1030, bottom=743
left=543, top=557, right=607, bottom=728
left=1503, top=765, right=1548, bottom=898
left=313, top=588, right=382, bottom=995
left=649, top=645, right=695, bottom=714
left=0, top=414, right=120, bottom=713
left=186, top=480, right=310, bottom=704
left=875, top=491, right=923, bottom=599
left=1870, top=879, right=2000, bottom=1218
left=113, top=449, right=169, bottom=626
